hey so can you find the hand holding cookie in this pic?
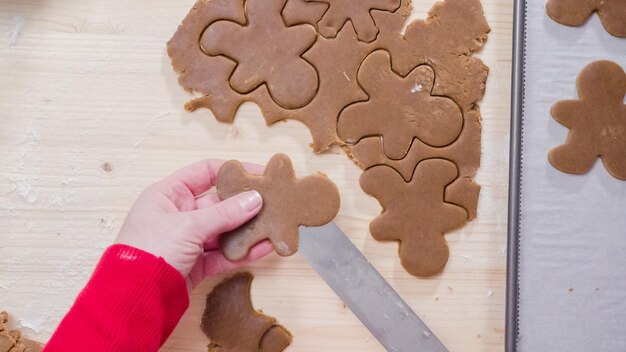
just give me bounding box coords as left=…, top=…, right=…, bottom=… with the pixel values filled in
left=115, top=159, right=274, bottom=291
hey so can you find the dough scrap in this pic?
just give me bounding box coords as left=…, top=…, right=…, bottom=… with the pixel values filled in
left=201, top=273, right=292, bottom=352
left=0, top=312, right=43, bottom=352
left=217, top=153, right=340, bottom=260
left=546, top=0, right=626, bottom=38
left=306, top=0, right=400, bottom=42
left=337, top=50, right=464, bottom=160
left=360, top=159, right=467, bottom=277
left=201, top=0, right=319, bottom=109
left=548, top=60, right=626, bottom=180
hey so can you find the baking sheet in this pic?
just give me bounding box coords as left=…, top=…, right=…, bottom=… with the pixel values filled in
left=518, top=1, right=626, bottom=351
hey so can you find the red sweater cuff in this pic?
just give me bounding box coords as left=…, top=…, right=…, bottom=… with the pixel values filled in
left=44, top=245, right=189, bottom=352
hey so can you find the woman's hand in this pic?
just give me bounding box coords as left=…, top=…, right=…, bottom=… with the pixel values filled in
left=115, top=159, right=272, bottom=292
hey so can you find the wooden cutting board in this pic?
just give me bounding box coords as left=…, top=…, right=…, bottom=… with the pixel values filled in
left=0, top=0, right=512, bottom=350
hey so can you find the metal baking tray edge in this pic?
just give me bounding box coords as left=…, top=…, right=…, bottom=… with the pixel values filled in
left=506, top=0, right=526, bottom=351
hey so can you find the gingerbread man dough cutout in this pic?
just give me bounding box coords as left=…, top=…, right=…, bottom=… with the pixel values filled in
left=217, top=153, right=340, bottom=260
left=201, top=0, right=319, bottom=109
left=546, top=0, right=626, bottom=38
left=307, top=0, right=400, bottom=42
left=338, top=50, right=463, bottom=160
left=201, top=272, right=292, bottom=351
left=360, top=159, right=467, bottom=277
left=549, top=60, right=626, bottom=180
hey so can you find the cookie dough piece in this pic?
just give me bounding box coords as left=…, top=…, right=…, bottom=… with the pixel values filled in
left=546, top=0, right=626, bottom=38
left=0, top=334, right=13, bottom=352
left=549, top=60, right=626, bottom=180
left=20, top=339, right=43, bottom=352
left=360, top=159, right=467, bottom=276
left=217, top=153, right=340, bottom=260
left=201, top=273, right=292, bottom=352
left=307, top=0, right=400, bottom=42
left=259, top=325, right=292, bottom=352
left=337, top=50, right=464, bottom=159
left=201, top=0, right=319, bottom=109
left=0, top=312, right=42, bottom=352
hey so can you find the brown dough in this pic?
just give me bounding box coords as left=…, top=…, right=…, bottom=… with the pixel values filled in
left=167, top=0, right=249, bottom=122
left=259, top=325, right=292, bottom=352
left=337, top=50, right=464, bottom=159
left=201, top=273, right=292, bottom=352
left=257, top=24, right=372, bottom=151
left=0, top=334, right=13, bottom=352
left=201, top=0, right=319, bottom=109
left=168, top=0, right=369, bottom=151
left=0, top=312, right=42, bottom=352
left=217, top=153, right=340, bottom=260
left=373, top=0, right=490, bottom=112
left=546, top=0, right=626, bottom=38
left=307, top=0, right=400, bottom=42
left=168, top=0, right=488, bottom=153
left=548, top=60, right=626, bottom=180
left=360, top=160, right=467, bottom=277
left=20, top=339, right=43, bottom=352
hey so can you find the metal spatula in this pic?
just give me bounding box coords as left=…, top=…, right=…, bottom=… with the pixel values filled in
left=299, top=222, right=448, bottom=352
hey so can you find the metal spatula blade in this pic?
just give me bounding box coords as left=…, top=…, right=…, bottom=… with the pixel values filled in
left=298, top=222, right=449, bottom=352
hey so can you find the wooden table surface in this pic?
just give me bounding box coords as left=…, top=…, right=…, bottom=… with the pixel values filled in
left=0, top=0, right=512, bottom=350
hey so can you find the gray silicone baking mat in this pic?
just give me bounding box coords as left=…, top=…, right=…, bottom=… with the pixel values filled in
left=516, top=0, right=626, bottom=351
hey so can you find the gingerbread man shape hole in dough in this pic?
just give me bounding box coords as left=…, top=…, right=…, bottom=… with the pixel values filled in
left=200, top=0, right=320, bottom=110
left=549, top=60, right=626, bottom=180
left=546, top=0, right=626, bottom=38
left=360, top=159, right=468, bottom=277
left=337, top=50, right=464, bottom=160
left=307, top=0, right=401, bottom=42
left=217, top=153, right=341, bottom=261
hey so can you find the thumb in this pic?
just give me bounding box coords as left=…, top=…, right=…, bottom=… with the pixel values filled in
left=188, top=190, right=263, bottom=243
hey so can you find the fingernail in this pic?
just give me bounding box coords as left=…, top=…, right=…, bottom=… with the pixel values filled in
left=238, top=190, right=262, bottom=213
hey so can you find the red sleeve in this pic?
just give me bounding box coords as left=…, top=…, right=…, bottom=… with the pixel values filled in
left=43, top=244, right=190, bottom=352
